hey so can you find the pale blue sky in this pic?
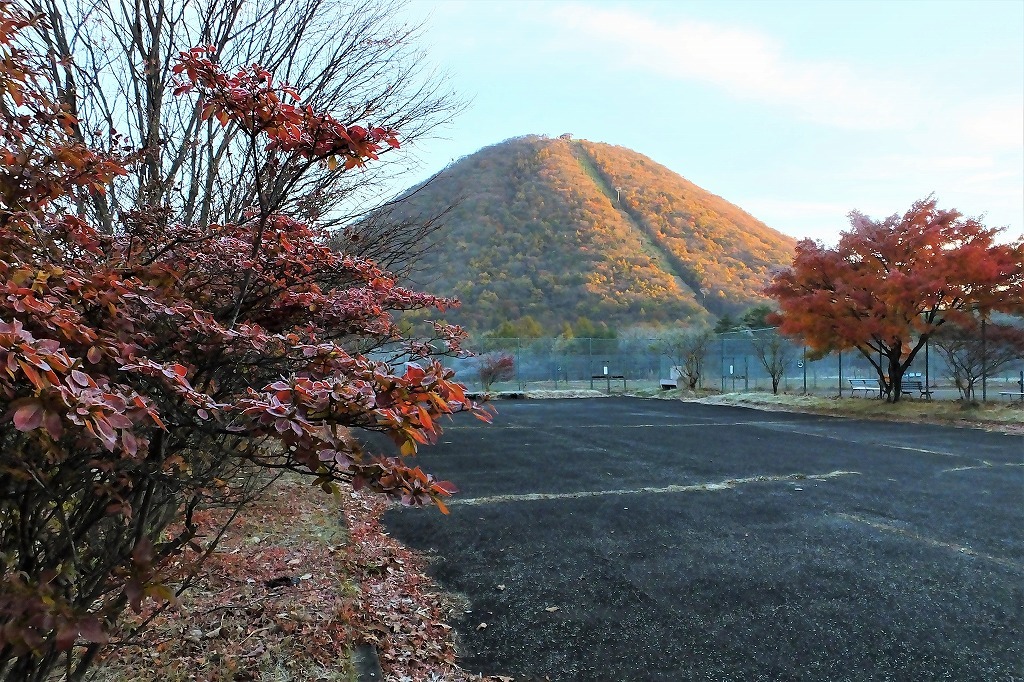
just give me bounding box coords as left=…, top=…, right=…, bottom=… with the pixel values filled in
left=390, top=0, right=1023, bottom=245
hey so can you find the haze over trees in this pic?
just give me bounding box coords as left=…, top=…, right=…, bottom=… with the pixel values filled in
left=766, top=197, right=1024, bottom=402
left=376, top=135, right=796, bottom=334
left=0, top=6, right=480, bottom=680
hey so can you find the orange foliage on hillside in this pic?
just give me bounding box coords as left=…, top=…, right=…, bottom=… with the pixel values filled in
left=386, top=135, right=794, bottom=333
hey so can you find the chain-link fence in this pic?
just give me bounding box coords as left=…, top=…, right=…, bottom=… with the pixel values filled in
left=443, top=332, right=1024, bottom=401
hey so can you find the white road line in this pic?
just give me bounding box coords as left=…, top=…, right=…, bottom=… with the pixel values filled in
left=835, top=513, right=1022, bottom=571
left=447, top=420, right=992, bottom=462
left=449, top=470, right=860, bottom=506
left=736, top=423, right=969, bottom=459
left=940, top=462, right=1024, bottom=473
left=446, top=421, right=818, bottom=430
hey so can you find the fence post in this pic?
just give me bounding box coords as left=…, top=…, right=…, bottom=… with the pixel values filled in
left=516, top=337, right=522, bottom=390
left=802, top=346, right=807, bottom=394
left=981, top=316, right=987, bottom=402
left=589, top=337, right=594, bottom=390
left=838, top=351, right=843, bottom=397
left=720, top=337, right=726, bottom=392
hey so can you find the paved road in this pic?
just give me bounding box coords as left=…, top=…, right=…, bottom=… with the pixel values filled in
left=383, top=398, right=1024, bottom=681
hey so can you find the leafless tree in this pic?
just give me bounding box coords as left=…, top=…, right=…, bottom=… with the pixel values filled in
left=749, top=329, right=791, bottom=395
left=657, top=326, right=713, bottom=390
left=30, top=0, right=464, bottom=276
left=931, top=318, right=1024, bottom=400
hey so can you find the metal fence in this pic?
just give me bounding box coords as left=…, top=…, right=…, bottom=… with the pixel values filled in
left=444, top=332, right=1024, bottom=400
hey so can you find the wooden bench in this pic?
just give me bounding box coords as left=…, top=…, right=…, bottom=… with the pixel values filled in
left=660, top=378, right=677, bottom=390
left=999, top=391, right=1024, bottom=404
left=848, top=378, right=880, bottom=397
left=900, top=380, right=932, bottom=399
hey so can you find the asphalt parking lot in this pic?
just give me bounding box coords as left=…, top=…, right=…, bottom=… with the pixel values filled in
left=383, top=398, right=1024, bottom=681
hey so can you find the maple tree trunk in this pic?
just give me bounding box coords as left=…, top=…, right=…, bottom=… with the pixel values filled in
left=887, top=355, right=905, bottom=403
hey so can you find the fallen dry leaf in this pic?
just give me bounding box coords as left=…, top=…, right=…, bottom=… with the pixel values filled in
left=476, top=622, right=488, bottom=631
left=544, top=606, right=559, bottom=613
left=93, top=478, right=485, bottom=682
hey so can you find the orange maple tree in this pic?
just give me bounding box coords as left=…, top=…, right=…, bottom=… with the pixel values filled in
left=0, top=7, right=485, bottom=680
left=766, top=197, right=1023, bottom=402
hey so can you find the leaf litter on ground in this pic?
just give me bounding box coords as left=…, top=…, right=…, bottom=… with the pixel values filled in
left=92, top=474, right=513, bottom=681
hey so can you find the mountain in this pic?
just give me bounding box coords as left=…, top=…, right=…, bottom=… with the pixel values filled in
left=374, top=135, right=796, bottom=334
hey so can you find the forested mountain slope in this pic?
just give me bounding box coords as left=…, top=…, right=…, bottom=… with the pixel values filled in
left=371, top=135, right=796, bottom=334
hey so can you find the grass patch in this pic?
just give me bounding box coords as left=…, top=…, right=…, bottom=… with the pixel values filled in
left=690, top=391, right=1024, bottom=432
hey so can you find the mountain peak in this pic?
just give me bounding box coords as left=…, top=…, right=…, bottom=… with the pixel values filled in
left=379, top=135, right=795, bottom=334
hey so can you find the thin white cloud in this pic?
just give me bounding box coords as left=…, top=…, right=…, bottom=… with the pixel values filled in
left=743, top=198, right=853, bottom=219
left=956, top=101, right=1024, bottom=149
left=549, top=4, right=912, bottom=130
left=544, top=2, right=1022, bottom=237
left=737, top=198, right=852, bottom=243
left=847, top=154, right=999, bottom=177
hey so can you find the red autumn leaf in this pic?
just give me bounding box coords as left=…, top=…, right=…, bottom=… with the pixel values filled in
left=434, top=497, right=450, bottom=515
left=124, top=579, right=143, bottom=614
left=12, top=401, right=44, bottom=431
left=77, top=617, right=109, bottom=645
left=42, top=410, right=63, bottom=439
left=131, top=537, right=154, bottom=565
left=433, top=480, right=458, bottom=496
left=121, top=429, right=138, bottom=457
left=17, top=359, right=44, bottom=388
left=54, top=624, right=78, bottom=651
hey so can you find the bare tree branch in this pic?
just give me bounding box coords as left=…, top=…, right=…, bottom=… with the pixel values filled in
left=30, top=0, right=465, bottom=258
